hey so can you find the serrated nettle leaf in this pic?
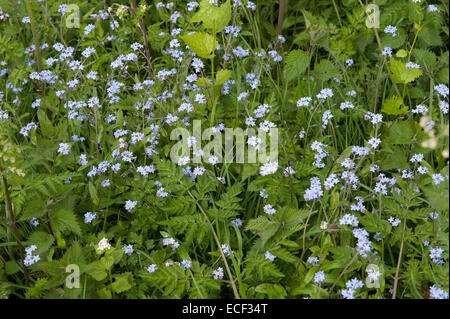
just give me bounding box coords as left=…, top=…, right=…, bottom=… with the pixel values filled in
left=105, top=247, right=124, bottom=264
left=313, top=59, right=339, bottom=81
left=390, top=57, right=423, bottom=84
left=195, top=69, right=230, bottom=88
left=190, top=0, right=231, bottom=33
left=381, top=95, right=408, bottom=115
left=386, top=121, right=415, bottom=144
left=26, top=232, right=55, bottom=254
left=100, top=256, right=115, bottom=271
left=285, top=50, right=311, bottom=81
left=51, top=210, right=81, bottom=236
left=87, top=261, right=108, bottom=281
left=88, top=181, right=99, bottom=206
left=396, top=49, right=408, bottom=58
left=180, top=32, right=218, bottom=59
left=195, top=77, right=212, bottom=88
left=215, top=69, right=231, bottom=86
left=111, top=272, right=135, bottom=293
left=5, top=260, right=21, bottom=275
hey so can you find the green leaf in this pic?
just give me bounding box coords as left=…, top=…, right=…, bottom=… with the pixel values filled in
left=215, top=69, right=231, bottom=86
left=240, top=164, right=258, bottom=181
left=88, top=181, right=99, bottom=206
left=26, top=232, right=55, bottom=254
left=86, top=261, right=108, bottom=281
left=390, top=57, right=423, bottom=84
left=271, top=247, right=297, bottom=264
left=255, top=283, right=287, bottom=299
left=195, top=77, right=212, bottom=87
left=413, top=49, right=436, bottom=69
left=37, top=109, right=53, bottom=137
left=285, top=50, right=311, bottom=82
left=396, top=49, right=408, bottom=58
left=438, top=67, right=449, bottom=83
left=100, top=256, right=114, bottom=271
left=380, top=145, right=409, bottom=170
left=5, top=260, right=21, bottom=275
left=195, top=69, right=230, bottom=88
left=313, top=59, right=339, bottom=81
left=105, top=247, right=124, bottom=264
left=418, top=21, right=442, bottom=47
left=111, top=272, right=135, bottom=293
left=51, top=210, right=81, bottom=236
left=180, top=32, right=217, bottom=59
left=190, top=0, right=231, bottom=33
left=303, top=267, right=316, bottom=286
left=96, top=287, right=112, bottom=298
left=423, top=187, right=449, bottom=211
left=381, top=95, right=408, bottom=115
left=386, top=121, right=415, bottom=144
left=19, top=199, right=46, bottom=221
left=54, top=232, right=66, bottom=248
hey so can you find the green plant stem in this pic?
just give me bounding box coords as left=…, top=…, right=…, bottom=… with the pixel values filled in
left=25, top=0, right=44, bottom=95
left=45, top=203, right=61, bottom=259
left=209, top=22, right=217, bottom=127
left=129, top=0, right=153, bottom=78
left=331, top=0, right=343, bottom=27
left=1, top=168, right=30, bottom=287
left=357, top=0, right=401, bottom=98
left=392, top=207, right=409, bottom=299
left=327, top=251, right=359, bottom=296
left=185, top=188, right=240, bottom=299
left=402, top=24, right=422, bottom=100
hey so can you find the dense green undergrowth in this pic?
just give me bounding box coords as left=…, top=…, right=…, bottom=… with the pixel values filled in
left=0, top=0, right=448, bottom=299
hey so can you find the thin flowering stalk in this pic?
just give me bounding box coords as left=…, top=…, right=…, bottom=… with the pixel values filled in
left=287, top=198, right=318, bottom=292
left=188, top=268, right=205, bottom=298
left=331, top=0, right=343, bottom=27
left=300, top=200, right=317, bottom=261
left=25, top=0, right=44, bottom=95
left=392, top=205, right=409, bottom=299
left=44, top=8, right=66, bottom=45
left=1, top=167, right=30, bottom=286
left=357, top=0, right=401, bottom=99
left=241, top=6, right=260, bottom=48
left=280, top=139, right=297, bottom=207
left=185, top=188, right=240, bottom=299
left=327, top=250, right=359, bottom=296
left=129, top=0, right=153, bottom=78
left=401, top=23, right=423, bottom=101
left=209, top=23, right=217, bottom=127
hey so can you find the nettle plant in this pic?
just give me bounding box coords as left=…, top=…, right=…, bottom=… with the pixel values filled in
left=0, top=0, right=448, bottom=299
